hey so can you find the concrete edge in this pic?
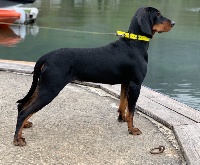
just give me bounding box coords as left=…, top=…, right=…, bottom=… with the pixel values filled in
left=1, top=59, right=200, bottom=164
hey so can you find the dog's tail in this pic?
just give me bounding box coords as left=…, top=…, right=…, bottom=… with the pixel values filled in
left=17, top=57, right=45, bottom=104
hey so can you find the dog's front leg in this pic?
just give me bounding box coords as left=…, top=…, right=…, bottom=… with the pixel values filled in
left=118, top=84, right=128, bottom=122
left=126, top=82, right=142, bottom=135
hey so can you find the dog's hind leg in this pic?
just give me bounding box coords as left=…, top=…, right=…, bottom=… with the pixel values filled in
left=126, top=82, right=142, bottom=135
left=13, top=69, right=70, bottom=146
left=13, top=86, right=67, bottom=146
left=17, top=91, right=38, bottom=128
left=118, top=84, right=128, bottom=122
left=17, top=63, right=45, bottom=128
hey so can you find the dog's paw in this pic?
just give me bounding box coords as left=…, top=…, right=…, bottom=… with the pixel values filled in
left=118, top=115, right=126, bottom=122
left=128, top=127, right=142, bottom=135
left=23, top=121, right=33, bottom=128
left=13, top=137, right=26, bottom=146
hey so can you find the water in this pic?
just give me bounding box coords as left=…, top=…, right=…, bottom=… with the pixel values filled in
left=0, top=0, right=200, bottom=110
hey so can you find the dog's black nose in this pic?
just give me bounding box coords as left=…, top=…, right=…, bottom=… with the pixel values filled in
left=171, top=21, right=175, bottom=27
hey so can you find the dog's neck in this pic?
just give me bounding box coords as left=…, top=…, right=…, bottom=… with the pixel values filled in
left=128, top=16, right=151, bottom=39
left=123, top=16, right=150, bottom=53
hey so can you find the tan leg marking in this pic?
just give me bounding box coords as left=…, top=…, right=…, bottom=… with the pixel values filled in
left=13, top=115, right=33, bottom=146
left=118, top=84, right=127, bottom=122
left=14, top=88, right=39, bottom=146
left=126, top=110, right=142, bottom=135
left=20, top=88, right=39, bottom=128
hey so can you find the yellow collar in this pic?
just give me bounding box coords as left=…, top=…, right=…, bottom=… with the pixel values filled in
left=116, top=31, right=150, bottom=42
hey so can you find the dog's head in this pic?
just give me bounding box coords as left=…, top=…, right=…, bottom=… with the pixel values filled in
left=136, top=7, right=175, bottom=38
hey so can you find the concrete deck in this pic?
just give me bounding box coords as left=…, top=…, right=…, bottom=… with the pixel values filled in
left=1, top=59, right=200, bottom=164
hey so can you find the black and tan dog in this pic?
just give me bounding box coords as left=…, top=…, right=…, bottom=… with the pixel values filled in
left=14, top=7, right=175, bottom=146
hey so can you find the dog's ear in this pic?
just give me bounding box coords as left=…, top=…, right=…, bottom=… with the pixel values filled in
left=137, top=7, right=152, bottom=37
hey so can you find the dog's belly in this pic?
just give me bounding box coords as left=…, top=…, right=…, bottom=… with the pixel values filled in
left=75, top=66, right=129, bottom=84
left=79, top=75, right=127, bottom=85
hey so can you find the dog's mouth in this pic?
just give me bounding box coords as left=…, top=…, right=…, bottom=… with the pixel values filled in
left=152, top=30, right=162, bottom=35
left=151, top=20, right=175, bottom=37
left=153, top=20, right=175, bottom=34
left=152, top=24, right=171, bottom=34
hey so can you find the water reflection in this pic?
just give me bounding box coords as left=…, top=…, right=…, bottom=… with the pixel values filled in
left=0, top=26, right=21, bottom=47
left=0, top=25, right=39, bottom=47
